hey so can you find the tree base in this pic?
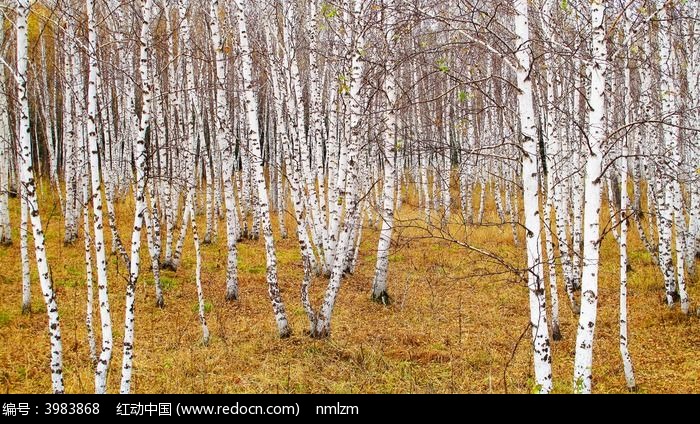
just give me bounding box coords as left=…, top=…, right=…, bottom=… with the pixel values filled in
left=310, top=328, right=330, bottom=339
left=21, top=303, right=31, bottom=315
left=160, top=260, right=177, bottom=271
left=225, top=289, right=239, bottom=302
left=0, top=237, right=11, bottom=246
left=155, top=296, right=165, bottom=309
left=627, top=385, right=638, bottom=393
left=279, top=327, right=292, bottom=339
left=371, top=290, right=391, bottom=306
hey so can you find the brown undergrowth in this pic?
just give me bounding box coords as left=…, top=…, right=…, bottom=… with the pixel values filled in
left=0, top=182, right=698, bottom=393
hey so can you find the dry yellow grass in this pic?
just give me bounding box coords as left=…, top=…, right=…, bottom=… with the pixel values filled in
left=0, top=181, right=698, bottom=393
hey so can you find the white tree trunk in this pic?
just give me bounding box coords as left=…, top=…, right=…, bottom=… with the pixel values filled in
left=372, top=0, right=398, bottom=304
left=280, top=0, right=325, bottom=269
left=16, top=0, right=64, bottom=393
left=514, top=0, right=552, bottom=394
left=573, top=2, right=606, bottom=394
left=0, top=13, right=11, bottom=245
left=570, top=61, right=584, bottom=292
left=265, top=26, right=318, bottom=281
left=619, top=11, right=637, bottom=391
left=210, top=0, right=240, bottom=301
left=63, top=26, right=79, bottom=245
left=307, top=0, right=328, bottom=254
left=235, top=0, right=290, bottom=337
left=189, top=191, right=210, bottom=345
left=314, top=0, right=365, bottom=338
left=658, top=2, right=689, bottom=314
left=162, top=4, right=178, bottom=268
left=686, top=8, right=700, bottom=280
left=83, top=177, right=97, bottom=366
left=120, top=0, right=153, bottom=393
left=619, top=140, right=636, bottom=391
left=20, top=183, right=30, bottom=313
left=86, top=0, right=114, bottom=392
left=541, top=1, right=576, bottom=317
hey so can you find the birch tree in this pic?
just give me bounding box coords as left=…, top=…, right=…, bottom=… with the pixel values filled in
left=314, top=0, right=365, bottom=338
left=371, top=0, right=398, bottom=305
left=0, top=9, right=11, bottom=246
left=656, top=0, right=689, bottom=314
left=573, top=0, right=607, bottom=394
left=16, top=0, right=64, bottom=393
left=86, top=0, right=113, bottom=393
left=514, top=0, right=552, bottom=394
left=234, top=0, right=290, bottom=337
left=210, top=0, right=240, bottom=301
left=120, top=0, right=154, bottom=393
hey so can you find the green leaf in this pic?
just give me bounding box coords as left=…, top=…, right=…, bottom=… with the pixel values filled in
left=437, top=58, right=449, bottom=74
left=574, top=375, right=586, bottom=393
left=531, top=383, right=544, bottom=394
left=458, top=90, right=468, bottom=102
left=337, top=74, right=350, bottom=94
left=321, top=2, right=338, bottom=19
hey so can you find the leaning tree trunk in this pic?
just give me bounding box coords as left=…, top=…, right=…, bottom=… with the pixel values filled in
left=265, top=25, right=318, bottom=298
left=120, top=0, right=153, bottom=394
left=234, top=0, right=290, bottom=337
left=314, top=0, right=365, bottom=338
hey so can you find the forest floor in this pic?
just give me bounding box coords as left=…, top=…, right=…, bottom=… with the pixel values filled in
left=0, top=182, right=698, bottom=393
